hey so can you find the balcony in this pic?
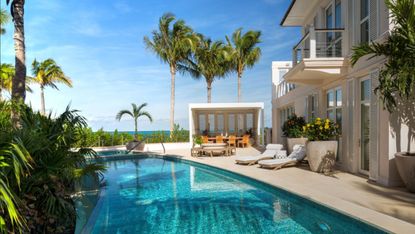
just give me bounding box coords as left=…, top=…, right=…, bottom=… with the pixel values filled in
left=285, top=27, right=348, bottom=85
left=276, top=79, right=296, bottom=98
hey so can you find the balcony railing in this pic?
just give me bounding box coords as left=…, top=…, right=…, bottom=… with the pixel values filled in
left=293, top=27, right=345, bottom=65
left=276, top=79, right=296, bottom=98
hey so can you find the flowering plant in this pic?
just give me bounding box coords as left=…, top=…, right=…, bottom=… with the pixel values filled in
left=282, top=114, right=306, bottom=138
left=303, top=118, right=339, bottom=141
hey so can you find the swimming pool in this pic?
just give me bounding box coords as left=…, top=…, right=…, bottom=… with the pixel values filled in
left=76, top=156, right=386, bottom=233
left=96, top=150, right=130, bottom=156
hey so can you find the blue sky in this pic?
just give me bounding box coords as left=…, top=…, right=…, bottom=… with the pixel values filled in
left=0, top=0, right=300, bottom=131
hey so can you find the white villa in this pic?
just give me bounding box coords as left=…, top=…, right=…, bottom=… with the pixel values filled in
left=272, top=0, right=415, bottom=186
left=188, top=103, right=265, bottom=145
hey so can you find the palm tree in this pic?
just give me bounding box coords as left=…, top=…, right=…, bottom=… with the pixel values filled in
left=182, top=35, right=231, bottom=103
left=0, top=64, right=13, bottom=100
left=0, top=8, right=10, bottom=35
left=0, top=63, right=32, bottom=101
left=226, top=28, right=261, bottom=102
left=144, top=13, right=197, bottom=133
left=116, top=103, right=153, bottom=139
left=6, top=0, right=26, bottom=104
left=31, top=59, right=72, bottom=115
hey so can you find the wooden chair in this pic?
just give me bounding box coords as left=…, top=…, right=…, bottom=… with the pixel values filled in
left=238, top=135, right=250, bottom=148
left=202, top=136, right=210, bottom=144
left=228, top=135, right=237, bottom=155
left=216, top=135, right=224, bottom=143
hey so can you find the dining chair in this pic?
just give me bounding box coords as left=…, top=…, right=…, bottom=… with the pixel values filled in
left=216, top=135, right=224, bottom=143
left=238, top=135, right=250, bottom=148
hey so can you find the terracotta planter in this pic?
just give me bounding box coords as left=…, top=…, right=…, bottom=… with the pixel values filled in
left=306, top=141, right=338, bottom=173
left=287, top=137, right=308, bottom=154
left=395, top=152, right=415, bottom=193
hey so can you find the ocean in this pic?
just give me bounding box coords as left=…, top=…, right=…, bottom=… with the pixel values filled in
left=106, top=131, right=171, bottom=136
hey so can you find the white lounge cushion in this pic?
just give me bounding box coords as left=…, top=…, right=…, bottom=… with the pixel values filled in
left=261, top=149, right=278, bottom=157
left=235, top=155, right=273, bottom=162
left=287, top=144, right=306, bottom=161
left=265, top=144, right=283, bottom=150
left=258, top=158, right=295, bottom=167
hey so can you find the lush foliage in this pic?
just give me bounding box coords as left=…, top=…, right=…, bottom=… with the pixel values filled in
left=351, top=0, right=415, bottom=112
left=75, top=124, right=189, bottom=147
left=281, top=114, right=306, bottom=138
left=0, top=102, right=105, bottom=233
left=303, top=118, right=340, bottom=141
left=116, top=103, right=153, bottom=139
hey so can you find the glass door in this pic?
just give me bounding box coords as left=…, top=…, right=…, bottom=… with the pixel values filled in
left=360, top=78, right=371, bottom=174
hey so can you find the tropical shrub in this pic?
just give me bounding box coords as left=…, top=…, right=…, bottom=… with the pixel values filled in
left=0, top=101, right=105, bottom=233
left=303, top=118, right=339, bottom=141
left=282, top=114, right=306, bottom=138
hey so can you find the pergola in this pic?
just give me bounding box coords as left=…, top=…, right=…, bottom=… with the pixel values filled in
left=188, top=103, right=265, bottom=145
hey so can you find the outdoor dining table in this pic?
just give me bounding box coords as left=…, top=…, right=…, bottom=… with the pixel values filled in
left=207, top=136, right=243, bottom=143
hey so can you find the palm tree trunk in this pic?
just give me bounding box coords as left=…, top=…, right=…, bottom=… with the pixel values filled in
left=237, top=72, right=242, bottom=102
left=207, top=80, right=212, bottom=103
left=169, top=64, right=176, bottom=135
left=11, top=0, right=26, bottom=126
left=40, top=85, right=46, bottom=115
left=134, top=118, right=138, bottom=140
left=11, top=0, right=26, bottom=102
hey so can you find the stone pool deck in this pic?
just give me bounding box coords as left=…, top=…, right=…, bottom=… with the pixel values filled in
left=159, top=146, right=415, bottom=233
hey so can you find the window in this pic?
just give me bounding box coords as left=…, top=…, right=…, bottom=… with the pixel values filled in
left=199, top=114, right=206, bottom=134
left=326, top=5, right=333, bottom=43
left=228, top=114, right=235, bottom=133
left=326, top=87, right=342, bottom=131
left=246, top=113, right=254, bottom=134
left=208, top=114, right=215, bottom=133
left=324, top=0, right=342, bottom=58
left=360, top=0, right=369, bottom=43
left=237, top=114, right=244, bottom=135
left=217, top=114, right=224, bottom=133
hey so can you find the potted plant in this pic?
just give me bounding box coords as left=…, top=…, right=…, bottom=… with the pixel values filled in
left=303, top=118, right=340, bottom=173
left=282, top=114, right=307, bottom=154
left=351, top=0, right=415, bottom=191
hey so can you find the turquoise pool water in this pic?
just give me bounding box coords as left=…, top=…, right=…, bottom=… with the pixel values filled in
left=96, top=150, right=130, bottom=156
left=76, top=156, right=386, bottom=234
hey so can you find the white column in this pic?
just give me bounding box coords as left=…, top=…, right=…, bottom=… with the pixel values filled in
left=310, top=26, right=316, bottom=59
left=188, top=106, right=193, bottom=144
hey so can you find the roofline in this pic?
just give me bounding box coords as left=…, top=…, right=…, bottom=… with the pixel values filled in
left=280, top=0, right=296, bottom=26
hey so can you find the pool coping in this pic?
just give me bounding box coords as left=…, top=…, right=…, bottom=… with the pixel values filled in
left=85, top=153, right=415, bottom=233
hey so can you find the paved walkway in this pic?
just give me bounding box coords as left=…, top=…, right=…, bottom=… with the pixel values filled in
left=162, top=147, right=415, bottom=233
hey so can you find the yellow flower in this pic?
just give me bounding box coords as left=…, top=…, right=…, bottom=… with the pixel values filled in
left=325, top=119, right=330, bottom=123
left=324, top=125, right=329, bottom=129
left=303, top=126, right=306, bottom=131
left=307, top=124, right=311, bottom=127
left=319, top=126, right=323, bottom=130
left=316, top=117, right=321, bottom=121
left=316, top=120, right=321, bottom=125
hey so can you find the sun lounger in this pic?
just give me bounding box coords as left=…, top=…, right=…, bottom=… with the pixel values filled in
left=235, top=144, right=283, bottom=165
left=258, top=144, right=306, bottom=170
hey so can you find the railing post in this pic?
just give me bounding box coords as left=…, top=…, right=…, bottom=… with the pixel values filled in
left=310, top=25, right=316, bottom=59
left=292, top=48, right=297, bottom=66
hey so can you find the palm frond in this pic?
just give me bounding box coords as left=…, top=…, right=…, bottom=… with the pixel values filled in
left=115, top=110, right=133, bottom=121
